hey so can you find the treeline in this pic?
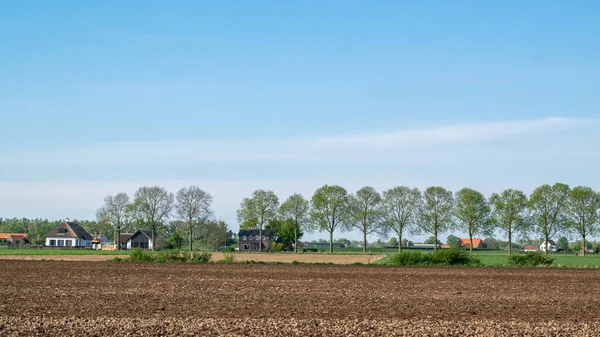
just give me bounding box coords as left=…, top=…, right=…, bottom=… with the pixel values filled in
left=236, top=183, right=600, bottom=255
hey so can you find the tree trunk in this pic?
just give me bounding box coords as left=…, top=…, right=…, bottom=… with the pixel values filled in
left=259, top=226, right=263, bottom=252
left=545, top=233, right=549, bottom=255
left=152, top=228, right=155, bottom=251
left=507, top=231, right=512, bottom=256
left=434, top=228, right=438, bottom=253
left=329, top=231, right=333, bottom=254
left=582, top=235, right=586, bottom=257
left=398, top=232, right=402, bottom=253
left=294, top=226, right=298, bottom=254
left=116, top=227, right=120, bottom=251
left=469, top=232, right=473, bottom=256
left=363, top=230, right=367, bottom=254
left=188, top=217, right=193, bottom=252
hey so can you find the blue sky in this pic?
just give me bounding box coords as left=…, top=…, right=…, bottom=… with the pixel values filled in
left=1, top=1, right=599, bottom=242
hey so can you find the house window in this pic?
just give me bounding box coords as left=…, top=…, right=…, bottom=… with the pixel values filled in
left=58, top=228, right=67, bottom=235
left=262, top=236, right=266, bottom=241
left=49, top=240, right=56, bottom=246
left=58, top=240, right=64, bottom=246
left=255, top=235, right=259, bottom=241
left=64, top=240, right=70, bottom=247
left=242, top=235, right=247, bottom=241
left=243, top=244, right=249, bottom=250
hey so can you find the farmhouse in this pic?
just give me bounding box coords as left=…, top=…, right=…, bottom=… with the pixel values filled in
left=45, top=222, right=93, bottom=247
left=524, top=246, right=538, bottom=252
left=123, top=230, right=154, bottom=250
left=540, top=240, right=558, bottom=253
left=238, top=229, right=275, bottom=252
left=460, top=238, right=485, bottom=249
left=0, top=233, right=27, bottom=245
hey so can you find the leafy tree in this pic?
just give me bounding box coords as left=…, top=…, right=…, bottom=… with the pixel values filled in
left=335, top=237, right=351, bottom=247
left=489, top=189, right=530, bottom=255
left=168, top=231, right=183, bottom=250
left=418, top=187, right=454, bottom=252
left=380, top=186, right=422, bottom=252
left=132, top=186, right=174, bottom=251
left=483, top=237, right=499, bottom=249
left=96, top=193, right=130, bottom=250
left=278, top=193, right=310, bottom=253
left=424, top=236, right=442, bottom=244
left=556, top=237, right=569, bottom=252
left=401, top=238, right=409, bottom=247
left=446, top=235, right=461, bottom=248
left=310, top=185, right=349, bottom=253
left=566, top=186, right=600, bottom=256
left=348, top=186, right=383, bottom=254
left=529, top=183, right=570, bottom=254
left=454, top=188, right=492, bottom=255
left=387, top=237, right=399, bottom=247
left=237, top=189, right=279, bottom=252
left=266, top=218, right=303, bottom=250
left=199, top=220, right=231, bottom=250
left=176, top=186, right=213, bottom=252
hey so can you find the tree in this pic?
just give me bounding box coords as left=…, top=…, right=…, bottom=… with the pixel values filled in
left=387, top=237, right=399, bottom=247
left=418, top=187, right=454, bottom=252
left=489, top=189, right=530, bottom=255
left=266, top=218, right=303, bottom=251
left=556, top=237, right=569, bottom=252
left=446, top=235, right=461, bottom=249
left=168, top=231, right=183, bottom=250
left=348, top=186, right=383, bottom=254
left=566, top=186, right=600, bottom=256
left=529, top=183, right=570, bottom=255
left=96, top=193, right=130, bottom=250
left=483, top=237, right=499, bottom=249
left=424, top=236, right=442, bottom=245
left=237, top=190, right=279, bottom=252
left=310, top=185, right=349, bottom=253
left=380, top=187, right=422, bottom=252
left=176, top=186, right=213, bottom=252
left=454, top=188, right=492, bottom=255
left=278, top=193, right=310, bottom=253
left=132, top=186, right=174, bottom=251
left=199, top=220, right=231, bottom=250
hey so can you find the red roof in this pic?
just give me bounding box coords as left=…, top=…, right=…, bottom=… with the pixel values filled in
left=0, top=233, right=27, bottom=240
left=460, top=238, right=482, bottom=248
left=524, top=246, right=538, bottom=251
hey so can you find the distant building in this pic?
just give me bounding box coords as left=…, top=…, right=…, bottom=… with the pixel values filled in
left=238, top=229, right=275, bottom=252
left=540, top=240, right=558, bottom=253
left=125, top=230, right=154, bottom=250
left=45, top=222, right=93, bottom=247
left=523, top=246, right=538, bottom=252
left=0, top=233, right=27, bottom=245
left=459, top=238, right=485, bottom=249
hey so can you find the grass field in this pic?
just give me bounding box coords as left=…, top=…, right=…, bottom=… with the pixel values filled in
left=0, top=247, right=131, bottom=255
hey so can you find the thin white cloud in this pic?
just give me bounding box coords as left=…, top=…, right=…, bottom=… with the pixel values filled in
left=1, top=117, right=592, bottom=166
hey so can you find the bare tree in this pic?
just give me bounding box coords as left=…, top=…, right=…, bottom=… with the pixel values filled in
left=132, top=186, right=174, bottom=250
left=348, top=186, right=382, bottom=254
left=566, top=186, right=600, bottom=256
left=529, top=183, right=570, bottom=255
left=381, top=187, right=422, bottom=252
left=279, top=193, right=310, bottom=253
left=418, top=186, right=454, bottom=252
left=310, top=185, right=349, bottom=253
left=454, top=188, right=492, bottom=255
left=96, top=193, right=130, bottom=250
left=176, top=186, right=213, bottom=252
left=237, top=190, right=279, bottom=252
left=489, top=189, right=530, bottom=255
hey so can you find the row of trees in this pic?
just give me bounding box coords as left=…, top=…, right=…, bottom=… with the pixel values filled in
left=237, top=183, right=600, bottom=255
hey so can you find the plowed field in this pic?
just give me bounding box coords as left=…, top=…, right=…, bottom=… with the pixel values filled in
left=1, top=261, right=599, bottom=336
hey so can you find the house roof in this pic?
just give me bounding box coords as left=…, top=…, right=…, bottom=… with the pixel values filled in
left=128, top=229, right=153, bottom=241
left=524, top=246, right=538, bottom=250
left=120, top=233, right=134, bottom=243
left=238, top=229, right=274, bottom=236
left=460, top=238, right=483, bottom=247
left=45, top=222, right=93, bottom=240
left=542, top=240, right=557, bottom=246
left=0, top=233, right=27, bottom=240
left=440, top=244, right=450, bottom=249
left=8, top=234, right=27, bottom=241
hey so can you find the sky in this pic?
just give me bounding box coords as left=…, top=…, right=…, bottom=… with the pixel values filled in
left=1, top=1, right=599, bottom=242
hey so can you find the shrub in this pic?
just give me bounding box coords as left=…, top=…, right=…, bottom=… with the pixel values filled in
left=129, top=248, right=152, bottom=262
left=157, top=250, right=186, bottom=263
left=225, top=246, right=235, bottom=253
left=270, top=242, right=284, bottom=252
left=508, top=252, right=554, bottom=267
left=223, top=253, right=236, bottom=264
left=191, top=251, right=212, bottom=263
left=387, top=250, right=480, bottom=266
left=302, top=248, right=318, bottom=253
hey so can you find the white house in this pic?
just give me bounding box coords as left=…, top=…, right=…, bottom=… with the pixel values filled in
left=125, top=229, right=154, bottom=250
left=45, top=222, right=93, bottom=247
left=539, top=240, right=558, bottom=253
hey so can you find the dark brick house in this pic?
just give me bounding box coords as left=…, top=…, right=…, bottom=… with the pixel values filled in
left=238, top=229, right=275, bottom=252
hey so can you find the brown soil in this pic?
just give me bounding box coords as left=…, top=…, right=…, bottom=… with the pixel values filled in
left=1, top=261, right=600, bottom=336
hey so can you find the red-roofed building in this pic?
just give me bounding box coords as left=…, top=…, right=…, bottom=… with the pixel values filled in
left=524, top=246, right=538, bottom=252
left=459, top=238, right=485, bottom=249
left=0, top=233, right=27, bottom=244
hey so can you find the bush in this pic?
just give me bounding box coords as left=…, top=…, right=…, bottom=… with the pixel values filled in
left=508, top=252, right=554, bottom=267
left=302, top=248, right=318, bottom=253
left=129, top=248, right=152, bottom=262
left=157, top=250, right=186, bottom=263
left=387, top=250, right=481, bottom=266
left=223, top=253, right=236, bottom=264
left=191, top=251, right=212, bottom=263
left=271, top=242, right=284, bottom=252
left=225, top=246, right=235, bottom=253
